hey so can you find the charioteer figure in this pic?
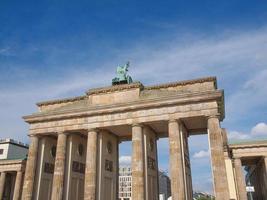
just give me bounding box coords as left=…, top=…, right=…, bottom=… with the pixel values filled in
left=112, top=61, right=133, bottom=85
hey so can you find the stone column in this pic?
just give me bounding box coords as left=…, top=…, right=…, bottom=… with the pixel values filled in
left=13, top=171, right=23, bottom=200
left=208, top=116, right=230, bottom=200
left=132, top=124, right=145, bottom=200
left=234, top=158, right=247, bottom=200
left=0, top=172, right=6, bottom=199
left=84, top=129, right=98, bottom=200
left=21, top=135, right=39, bottom=200
left=51, top=132, right=67, bottom=200
left=168, top=119, right=185, bottom=200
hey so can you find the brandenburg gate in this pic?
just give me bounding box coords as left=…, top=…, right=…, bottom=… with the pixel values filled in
left=21, top=66, right=230, bottom=200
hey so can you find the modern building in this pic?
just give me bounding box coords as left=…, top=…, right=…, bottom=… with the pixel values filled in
left=119, top=167, right=132, bottom=200
left=119, top=167, right=171, bottom=200
left=158, top=171, right=171, bottom=200
left=0, top=138, right=28, bottom=200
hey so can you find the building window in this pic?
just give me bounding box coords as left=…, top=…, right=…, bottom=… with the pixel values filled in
left=0, top=149, right=3, bottom=155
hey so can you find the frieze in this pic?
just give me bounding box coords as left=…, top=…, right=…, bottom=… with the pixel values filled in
left=72, top=161, right=85, bottom=174
left=24, top=90, right=223, bottom=123
left=35, top=77, right=216, bottom=107
left=44, top=162, right=54, bottom=174
left=105, top=159, right=113, bottom=172
left=147, top=156, right=156, bottom=170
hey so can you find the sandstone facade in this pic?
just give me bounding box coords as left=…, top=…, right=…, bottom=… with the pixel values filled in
left=21, top=77, right=233, bottom=200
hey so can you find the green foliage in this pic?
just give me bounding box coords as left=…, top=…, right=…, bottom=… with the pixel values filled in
left=196, top=197, right=215, bottom=200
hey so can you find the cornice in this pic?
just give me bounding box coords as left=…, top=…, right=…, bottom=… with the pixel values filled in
left=35, top=77, right=216, bottom=106
left=36, top=95, right=86, bottom=106
left=229, top=142, right=267, bottom=149
left=23, top=90, right=224, bottom=123
left=86, top=82, right=144, bottom=95
left=0, top=159, right=27, bottom=164
left=145, top=76, right=217, bottom=90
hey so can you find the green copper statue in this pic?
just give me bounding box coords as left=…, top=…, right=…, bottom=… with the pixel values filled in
left=112, top=61, right=133, bottom=85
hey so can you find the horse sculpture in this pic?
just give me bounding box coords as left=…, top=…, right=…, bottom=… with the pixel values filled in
left=112, top=62, right=133, bottom=85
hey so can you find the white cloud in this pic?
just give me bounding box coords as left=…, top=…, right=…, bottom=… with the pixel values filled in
left=193, top=177, right=214, bottom=194
left=1, top=18, right=266, bottom=195
left=0, top=47, right=11, bottom=56
left=193, top=150, right=210, bottom=159
left=244, top=70, right=267, bottom=90
left=251, top=122, right=267, bottom=136
left=1, top=27, right=267, bottom=150
left=227, top=70, right=267, bottom=122
left=227, top=131, right=251, bottom=140
left=119, top=156, right=131, bottom=166
left=228, top=122, right=267, bottom=142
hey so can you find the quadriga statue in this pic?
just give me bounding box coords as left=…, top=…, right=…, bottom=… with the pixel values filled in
left=112, top=61, right=133, bottom=85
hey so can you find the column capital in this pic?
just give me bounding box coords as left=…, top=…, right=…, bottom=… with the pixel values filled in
left=132, top=123, right=144, bottom=128
left=207, top=115, right=220, bottom=120
left=57, top=131, right=68, bottom=136
left=233, top=156, right=243, bottom=160
left=28, top=134, right=39, bottom=138
left=87, top=128, right=99, bottom=133
left=168, top=118, right=182, bottom=124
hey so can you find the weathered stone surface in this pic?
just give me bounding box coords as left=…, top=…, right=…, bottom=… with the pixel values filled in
left=51, top=133, right=67, bottom=200
left=21, top=77, right=232, bottom=199
left=234, top=158, right=247, bottom=200
left=132, top=124, right=145, bottom=200
left=33, top=137, right=56, bottom=199
left=35, top=77, right=216, bottom=113
left=227, top=139, right=267, bottom=200
left=63, top=134, right=87, bottom=199
left=13, top=171, right=23, bottom=200
left=97, top=131, right=118, bottom=200
left=168, top=120, right=185, bottom=200
left=0, top=159, right=26, bottom=200
left=84, top=130, right=98, bottom=200
left=143, top=127, right=159, bottom=200
left=208, top=116, right=229, bottom=200
left=89, top=88, right=141, bottom=105
left=21, top=136, right=39, bottom=200
left=264, top=157, right=267, bottom=196
left=0, top=159, right=26, bottom=172
left=0, top=172, right=6, bottom=199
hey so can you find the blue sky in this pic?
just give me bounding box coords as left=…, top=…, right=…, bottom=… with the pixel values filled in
left=1, top=0, right=267, bottom=193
